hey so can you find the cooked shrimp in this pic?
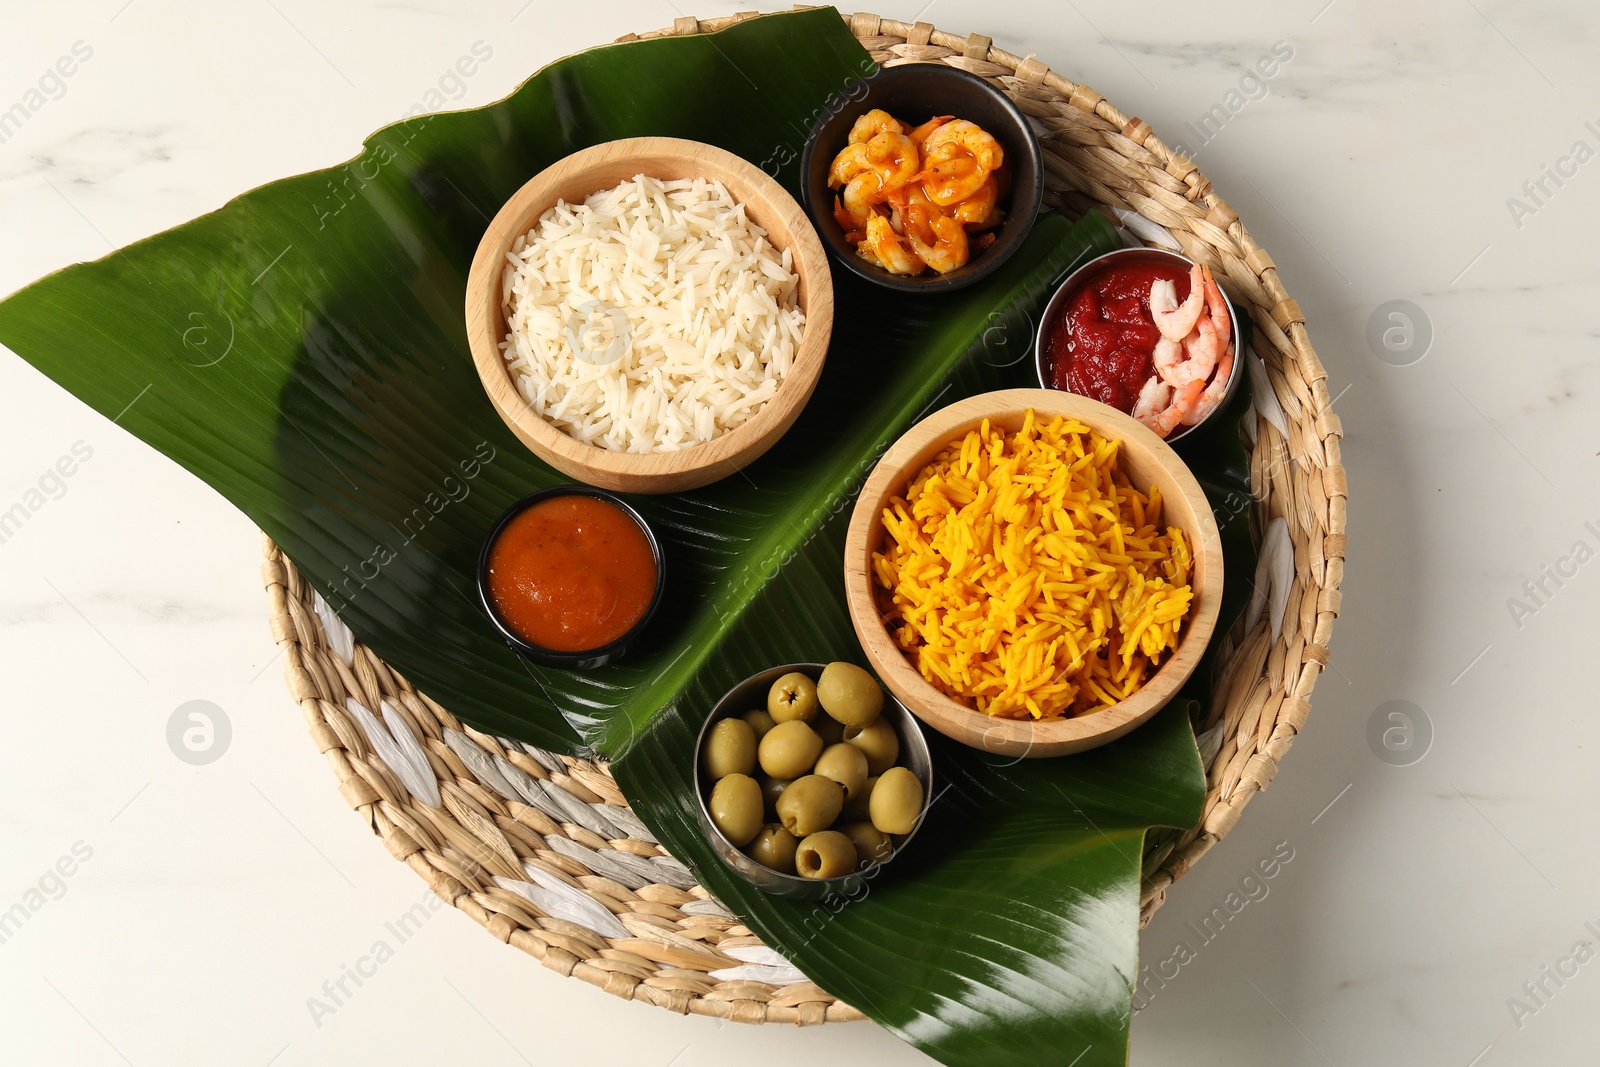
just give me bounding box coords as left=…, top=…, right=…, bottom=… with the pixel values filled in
left=832, top=110, right=1006, bottom=272
left=1151, top=337, right=1187, bottom=386
left=838, top=171, right=888, bottom=229
left=849, top=108, right=906, bottom=145
left=1145, top=378, right=1204, bottom=438
left=1162, top=314, right=1221, bottom=388
left=1149, top=264, right=1205, bottom=342
left=1199, top=264, right=1231, bottom=344
left=913, top=153, right=991, bottom=206
left=863, top=214, right=926, bottom=275
left=888, top=185, right=928, bottom=240
left=923, top=119, right=1004, bottom=172
left=949, top=175, right=1000, bottom=227
left=829, top=131, right=920, bottom=194
left=1182, top=342, right=1235, bottom=427
left=905, top=208, right=970, bottom=273
left=1131, top=375, right=1172, bottom=424
left=908, top=114, right=953, bottom=147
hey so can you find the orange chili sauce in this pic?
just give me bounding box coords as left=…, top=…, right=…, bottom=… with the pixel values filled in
left=485, top=495, right=657, bottom=652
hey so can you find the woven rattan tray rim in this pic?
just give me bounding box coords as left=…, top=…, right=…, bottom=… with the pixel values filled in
left=264, top=8, right=1346, bottom=1025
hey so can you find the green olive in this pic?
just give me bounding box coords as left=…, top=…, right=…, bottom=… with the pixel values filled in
left=758, top=720, right=823, bottom=779
left=741, top=708, right=778, bottom=740
left=840, top=821, right=893, bottom=866
left=814, top=714, right=846, bottom=746
left=775, top=774, right=844, bottom=837
left=869, top=766, right=924, bottom=835
left=817, top=661, right=883, bottom=728
left=845, top=717, right=900, bottom=776
left=768, top=672, right=819, bottom=724
left=841, top=775, right=878, bottom=822
left=701, top=717, right=757, bottom=780
left=813, top=742, right=869, bottom=801
left=795, top=830, right=858, bottom=879
left=746, top=823, right=799, bottom=874
left=709, top=773, right=764, bottom=846
left=758, top=775, right=791, bottom=819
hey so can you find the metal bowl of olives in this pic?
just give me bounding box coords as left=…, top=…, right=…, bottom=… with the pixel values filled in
left=693, top=661, right=934, bottom=900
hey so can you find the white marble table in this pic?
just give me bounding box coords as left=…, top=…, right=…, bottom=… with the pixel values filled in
left=2, top=2, right=1595, bottom=1064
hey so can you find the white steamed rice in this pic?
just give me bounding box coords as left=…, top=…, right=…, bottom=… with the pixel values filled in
left=499, top=174, right=805, bottom=453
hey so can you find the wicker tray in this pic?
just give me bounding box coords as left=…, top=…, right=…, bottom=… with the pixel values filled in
left=263, top=9, right=1345, bottom=1026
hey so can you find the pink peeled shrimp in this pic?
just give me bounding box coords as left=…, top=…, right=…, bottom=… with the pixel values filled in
left=1169, top=313, right=1222, bottom=387
left=1174, top=266, right=1234, bottom=424
left=1144, top=379, right=1204, bottom=438
left=1199, top=263, right=1231, bottom=345
left=1182, top=341, right=1235, bottom=426
left=1150, top=264, right=1206, bottom=342
left=1131, top=375, right=1173, bottom=424
left=1151, top=337, right=1187, bottom=386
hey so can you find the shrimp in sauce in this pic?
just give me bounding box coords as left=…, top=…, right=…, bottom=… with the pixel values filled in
left=828, top=109, right=1007, bottom=276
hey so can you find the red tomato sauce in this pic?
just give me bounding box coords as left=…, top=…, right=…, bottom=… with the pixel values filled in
left=485, top=495, right=657, bottom=652
left=1043, top=259, right=1191, bottom=414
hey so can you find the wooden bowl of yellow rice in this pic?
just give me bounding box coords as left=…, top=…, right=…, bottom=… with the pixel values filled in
left=843, top=388, right=1223, bottom=757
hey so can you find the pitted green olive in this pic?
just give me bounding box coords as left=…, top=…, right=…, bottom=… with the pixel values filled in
left=775, top=774, right=844, bottom=837
left=709, top=773, right=763, bottom=846
left=813, top=742, right=869, bottom=801
left=869, top=766, right=924, bottom=835
left=758, top=720, right=823, bottom=779
left=741, top=708, right=778, bottom=740
left=844, top=717, right=900, bottom=775
left=768, top=672, right=819, bottom=724
left=817, top=661, right=882, bottom=728
left=840, top=821, right=893, bottom=866
left=701, top=717, right=757, bottom=780
left=795, top=830, right=858, bottom=879
left=747, top=823, right=799, bottom=874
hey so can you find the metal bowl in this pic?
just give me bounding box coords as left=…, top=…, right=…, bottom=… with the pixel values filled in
left=693, top=663, right=934, bottom=900
left=1034, top=247, right=1244, bottom=443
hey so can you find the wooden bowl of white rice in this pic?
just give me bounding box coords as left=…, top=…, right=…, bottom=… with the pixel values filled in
left=466, top=137, right=833, bottom=494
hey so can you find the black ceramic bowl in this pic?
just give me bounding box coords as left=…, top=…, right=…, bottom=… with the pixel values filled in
left=476, top=485, right=664, bottom=670
left=801, top=63, right=1044, bottom=293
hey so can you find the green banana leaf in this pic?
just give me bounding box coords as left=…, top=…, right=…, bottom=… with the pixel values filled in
left=0, top=10, right=1255, bottom=1064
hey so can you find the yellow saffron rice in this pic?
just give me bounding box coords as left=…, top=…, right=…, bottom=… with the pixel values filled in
left=872, top=410, right=1194, bottom=719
